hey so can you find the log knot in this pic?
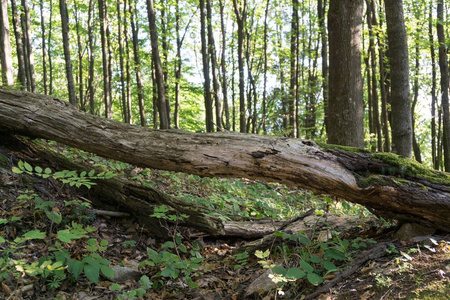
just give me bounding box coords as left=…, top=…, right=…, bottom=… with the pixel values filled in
left=251, top=149, right=280, bottom=159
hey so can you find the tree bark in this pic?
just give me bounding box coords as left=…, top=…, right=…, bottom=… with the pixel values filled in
left=10, top=0, right=25, bottom=89
left=59, top=0, right=77, bottom=107
left=233, top=0, right=247, bottom=133
left=384, top=0, right=412, bottom=158
left=98, top=0, right=112, bottom=118
left=327, top=0, right=364, bottom=147
left=200, top=0, right=213, bottom=132
left=129, top=0, right=146, bottom=127
left=437, top=0, right=450, bottom=171
left=0, top=0, right=14, bottom=86
left=146, top=0, right=169, bottom=129
left=1, top=89, right=450, bottom=232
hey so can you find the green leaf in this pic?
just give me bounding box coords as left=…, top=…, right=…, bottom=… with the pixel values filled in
left=100, top=265, right=115, bottom=279
left=324, top=248, right=347, bottom=261
left=83, top=256, right=101, bottom=269
left=310, top=256, right=322, bottom=264
left=12, top=166, right=23, bottom=174
left=35, top=166, right=43, bottom=173
left=57, top=229, right=87, bottom=243
left=255, top=249, right=270, bottom=259
left=69, top=260, right=84, bottom=279
left=322, top=260, right=337, bottom=272
left=109, top=283, right=121, bottom=291
left=307, top=272, right=323, bottom=285
left=84, top=264, right=100, bottom=284
left=45, top=210, right=62, bottom=224
left=44, top=168, right=52, bottom=174
left=140, top=275, right=151, bottom=289
left=23, top=230, right=46, bottom=240
left=300, top=260, right=314, bottom=273
left=24, top=162, right=33, bottom=172
left=0, top=237, right=5, bottom=243
left=161, top=241, right=175, bottom=250
left=272, top=265, right=287, bottom=275
left=80, top=171, right=87, bottom=177
left=285, top=267, right=306, bottom=279
left=88, top=170, right=95, bottom=177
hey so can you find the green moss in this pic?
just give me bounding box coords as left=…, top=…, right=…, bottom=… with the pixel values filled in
left=318, top=142, right=450, bottom=186
left=371, top=152, right=450, bottom=186
left=317, top=142, right=371, bottom=154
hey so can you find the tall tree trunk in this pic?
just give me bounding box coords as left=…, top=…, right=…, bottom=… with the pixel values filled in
left=219, top=0, right=230, bottom=131
left=129, top=0, right=146, bottom=127
left=174, top=0, right=181, bottom=129
left=200, top=0, right=213, bottom=132
left=289, top=0, right=299, bottom=138
left=160, top=2, right=171, bottom=127
left=48, top=0, right=53, bottom=94
left=124, top=0, right=132, bottom=124
left=327, top=0, right=364, bottom=147
left=21, top=0, right=35, bottom=92
left=39, top=0, right=48, bottom=94
left=0, top=0, right=14, bottom=86
left=437, top=0, right=450, bottom=171
left=87, top=0, right=95, bottom=115
left=411, top=29, right=422, bottom=163
left=74, top=6, right=84, bottom=110
left=59, top=0, right=77, bottom=106
left=146, top=0, right=169, bottom=129
left=318, top=0, right=328, bottom=136
left=117, top=0, right=128, bottom=123
left=377, top=9, right=390, bottom=152
left=430, top=2, right=438, bottom=169
left=10, top=0, right=25, bottom=89
left=262, top=0, right=269, bottom=134
left=206, top=0, right=222, bottom=132
left=98, top=0, right=112, bottom=118
left=384, top=0, right=412, bottom=158
left=233, top=0, right=247, bottom=133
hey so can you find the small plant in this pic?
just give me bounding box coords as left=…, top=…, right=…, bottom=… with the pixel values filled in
left=233, top=251, right=249, bottom=270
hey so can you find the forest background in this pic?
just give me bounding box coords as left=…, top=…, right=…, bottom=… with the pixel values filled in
left=0, top=0, right=446, bottom=168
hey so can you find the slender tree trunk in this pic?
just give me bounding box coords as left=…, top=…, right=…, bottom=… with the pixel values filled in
left=233, top=0, right=247, bottom=133
left=437, top=0, right=450, bottom=171
left=206, top=0, right=222, bottom=132
left=411, top=33, right=422, bottom=163
left=87, top=0, right=95, bottom=115
left=377, top=9, right=390, bottom=152
left=124, top=0, right=132, bottom=124
left=262, top=0, right=269, bottom=134
left=160, top=2, right=171, bottom=127
left=146, top=0, right=169, bottom=129
left=327, top=0, right=364, bottom=147
left=200, top=0, right=213, bottom=132
left=430, top=2, right=438, bottom=169
left=10, top=0, right=25, bottom=89
left=21, top=0, right=36, bottom=92
left=59, top=0, right=77, bottom=106
left=174, top=0, right=181, bottom=129
left=384, top=0, right=412, bottom=158
left=219, top=0, right=230, bottom=131
left=48, top=0, right=53, bottom=94
left=117, top=0, right=128, bottom=123
left=231, top=22, right=236, bottom=132
left=39, top=0, right=48, bottom=94
left=74, top=6, right=84, bottom=110
left=98, top=0, right=112, bottom=118
left=129, top=0, right=146, bottom=127
left=318, top=0, right=328, bottom=136
left=0, top=0, right=14, bottom=86
left=289, top=0, right=299, bottom=138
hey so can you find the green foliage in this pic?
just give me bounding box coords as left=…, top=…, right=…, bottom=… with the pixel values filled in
left=233, top=251, right=249, bottom=270
left=13, top=160, right=116, bottom=189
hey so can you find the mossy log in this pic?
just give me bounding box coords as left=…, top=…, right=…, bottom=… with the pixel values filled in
left=1, top=89, right=450, bottom=232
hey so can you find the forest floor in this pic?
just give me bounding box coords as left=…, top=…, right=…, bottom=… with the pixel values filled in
left=0, top=141, right=449, bottom=300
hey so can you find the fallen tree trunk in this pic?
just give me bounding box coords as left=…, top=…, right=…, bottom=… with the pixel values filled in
left=1, top=89, right=450, bottom=232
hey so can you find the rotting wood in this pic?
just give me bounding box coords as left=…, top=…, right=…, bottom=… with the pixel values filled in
left=1, top=89, right=450, bottom=232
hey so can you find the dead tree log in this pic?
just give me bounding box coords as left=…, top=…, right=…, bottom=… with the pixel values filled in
left=1, top=89, right=450, bottom=232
